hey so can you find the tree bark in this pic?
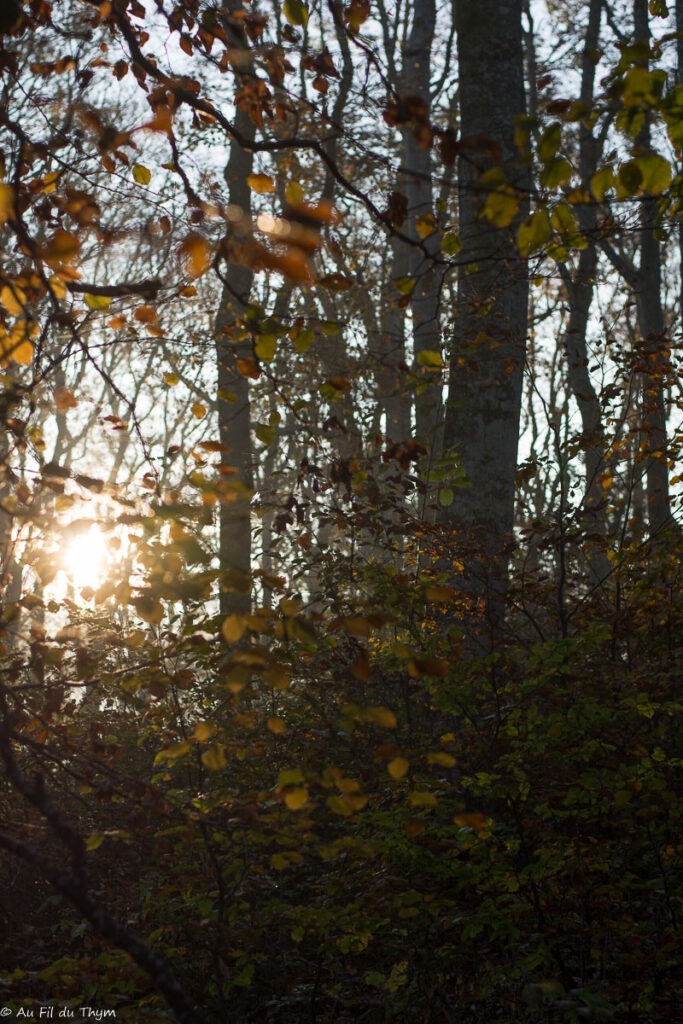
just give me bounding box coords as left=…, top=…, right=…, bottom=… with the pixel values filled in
left=215, top=0, right=256, bottom=616
left=442, top=0, right=529, bottom=649
left=633, top=0, right=670, bottom=534
left=401, top=0, right=442, bottom=451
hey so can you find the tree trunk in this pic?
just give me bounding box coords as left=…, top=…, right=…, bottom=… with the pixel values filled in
left=215, top=1, right=256, bottom=615
left=633, top=0, right=670, bottom=534
left=442, top=0, right=529, bottom=649
left=560, top=0, right=609, bottom=581
left=400, top=0, right=442, bottom=451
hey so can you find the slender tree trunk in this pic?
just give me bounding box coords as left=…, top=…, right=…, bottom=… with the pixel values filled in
left=560, top=0, right=610, bottom=581
left=633, top=0, right=670, bottom=533
left=400, top=0, right=442, bottom=451
left=215, top=2, right=256, bottom=615
left=442, top=0, right=529, bottom=649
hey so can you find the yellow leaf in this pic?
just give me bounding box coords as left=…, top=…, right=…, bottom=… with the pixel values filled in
left=132, top=163, right=152, bottom=185
left=154, top=740, right=191, bottom=765
left=285, top=181, right=304, bottom=205
left=426, top=752, right=456, bottom=768
left=284, top=786, right=309, bottom=810
left=0, top=183, right=15, bottom=224
left=388, top=756, right=410, bottom=780
left=278, top=768, right=304, bottom=787
left=365, top=706, right=397, bottom=729
left=201, top=744, right=227, bottom=770
left=164, top=372, right=179, bottom=386
left=416, top=349, right=444, bottom=370
left=49, top=275, right=68, bottom=299
left=267, top=717, right=287, bottom=735
left=86, top=834, right=105, bottom=851
left=85, top=293, right=111, bottom=310
left=43, top=171, right=60, bottom=195
left=247, top=173, right=276, bottom=194
left=193, top=721, right=216, bottom=742
left=222, top=614, right=247, bottom=643
left=0, top=284, right=26, bottom=316
left=279, top=596, right=302, bottom=617
left=415, top=212, right=436, bottom=238
left=191, top=402, right=207, bottom=419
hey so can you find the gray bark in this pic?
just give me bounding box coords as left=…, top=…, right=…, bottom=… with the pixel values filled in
left=442, top=0, right=529, bottom=648
left=215, top=1, right=256, bottom=615
left=560, top=0, right=610, bottom=581
left=400, top=0, right=442, bottom=449
left=633, top=0, right=670, bottom=533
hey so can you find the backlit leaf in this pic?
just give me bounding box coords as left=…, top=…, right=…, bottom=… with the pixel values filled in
left=284, top=0, right=309, bottom=24
left=85, top=293, right=111, bottom=310
left=132, top=164, right=152, bottom=185
left=247, top=173, right=276, bottom=193
left=254, top=334, right=277, bottom=362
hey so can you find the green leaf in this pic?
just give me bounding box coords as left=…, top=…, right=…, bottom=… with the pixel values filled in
left=441, top=231, right=461, bottom=256
left=255, top=334, right=277, bottom=362
left=481, top=187, right=520, bottom=227
left=416, top=349, right=444, bottom=369
left=284, top=0, right=309, bottom=27
left=634, top=152, right=672, bottom=195
left=538, top=122, right=562, bottom=162
left=540, top=156, right=572, bottom=189
left=255, top=423, right=276, bottom=445
left=394, top=275, right=416, bottom=297
left=132, top=164, right=152, bottom=185
left=516, top=208, right=551, bottom=257
left=590, top=165, right=614, bottom=202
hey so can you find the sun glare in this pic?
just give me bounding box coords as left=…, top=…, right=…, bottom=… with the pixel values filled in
left=62, top=523, right=109, bottom=592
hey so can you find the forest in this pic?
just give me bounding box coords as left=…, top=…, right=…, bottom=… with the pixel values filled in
left=0, top=0, right=682, bottom=1020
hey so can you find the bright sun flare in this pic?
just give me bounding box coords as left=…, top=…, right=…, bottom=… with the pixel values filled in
left=62, top=523, right=109, bottom=592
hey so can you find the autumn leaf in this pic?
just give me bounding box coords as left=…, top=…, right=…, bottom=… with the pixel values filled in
left=85, top=293, right=111, bottom=310
left=54, top=386, right=78, bottom=412
left=388, top=757, right=410, bottom=780
left=284, top=786, right=309, bottom=810
left=0, top=184, right=14, bottom=224
left=178, top=234, right=212, bottom=278
left=247, top=173, right=276, bottom=193
left=201, top=744, right=227, bottom=770
left=284, top=0, right=309, bottom=26
left=222, top=614, right=247, bottom=643
left=132, top=164, right=152, bottom=185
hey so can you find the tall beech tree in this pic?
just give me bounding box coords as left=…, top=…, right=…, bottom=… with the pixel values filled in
left=442, top=0, right=530, bottom=644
